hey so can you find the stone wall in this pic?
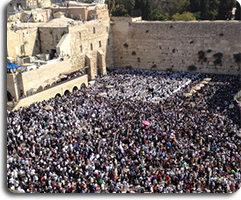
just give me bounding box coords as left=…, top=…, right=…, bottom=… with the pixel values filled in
left=19, top=58, right=74, bottom=96
left=7, top=55, right=83, bottom=101
left=39, top=26, right=69, bottom=54
left=7, top=28, right=41, bottom=58
left=56, top=33, right=71, bottom=57
left=7, top=74, right=19, bottom=101
left=111, top=17, right=241, bottom=75
left=13, top=75, right=88, bottom=110
left=68, top=18, right=113, bottom=79
left=51, top=7, right=88, bottom=21
left=7, top=0, right=38, bottom=9
left=7, top=0, right=52, bottom=9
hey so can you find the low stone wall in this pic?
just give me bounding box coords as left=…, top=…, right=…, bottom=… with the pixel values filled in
left=13, top=75, right=88, bottom=110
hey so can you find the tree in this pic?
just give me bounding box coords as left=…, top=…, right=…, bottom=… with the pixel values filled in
left=235, top=1, right=241, bottom=20
left=189, top=0, right=220, bottom=20
left=148, top=6, right=168, bottom=21
left=159, top=0, right=190, bottom=18
left=189, top=0, right=201, bottom=13
left=216, top=0, right=236, bottom=20
left=202, top=0, right=220, bottom=20
left=110, top=0, right=135, bottom=16
left=122, top=0, right=135, bottom=15
left=172, top=11, right=196, bottom=21
left=105, top=0, right=116, bottom=16
left=134, top=0, right=151, bottom=20
left=112, top=4, right=130, bottom=16
left=169, top=0, right=190, bottom=17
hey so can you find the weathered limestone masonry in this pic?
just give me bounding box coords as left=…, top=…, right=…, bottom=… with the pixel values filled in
left=39, top=17, right=114, bottom=80
left=111, top=17, right=241, bottom=75
left=68, top=17, right=113, bottom=80
left=39, top=25, right=69, bottom=54
left=7, top=28, right=41, bottom=58
left=13, top=75, right=88, bottom=111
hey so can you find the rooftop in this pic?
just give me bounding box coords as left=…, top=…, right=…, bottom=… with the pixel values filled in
left=41, top=16, right=74, bottom=27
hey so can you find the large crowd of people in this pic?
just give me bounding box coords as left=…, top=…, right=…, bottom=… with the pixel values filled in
left=7, top=69, right=241, bottom=193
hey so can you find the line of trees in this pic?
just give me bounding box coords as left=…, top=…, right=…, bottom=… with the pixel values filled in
left=105, top=0, right=240, bottom=21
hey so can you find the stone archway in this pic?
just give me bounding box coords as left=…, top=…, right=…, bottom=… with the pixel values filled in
left=64, top=90, right=70, bottom=96
left=80, top=83, right=86, bottom=89
left=55, top=93, right=61, bottom=98
left=72, top=86, right=78, bottom=93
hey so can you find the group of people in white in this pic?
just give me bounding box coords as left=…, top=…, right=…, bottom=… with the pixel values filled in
left=7, top=68, right=241, bottom=193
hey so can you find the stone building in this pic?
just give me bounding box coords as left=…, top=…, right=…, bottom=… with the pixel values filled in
left=7, top=0, right=52, bottom=9
left=21, top=9, right=52, bottom=23
left=51, top=2, right=108, bottom=21
left=7, top=27, right=41, bottom=59
left=7, top=0, right=52, bottom=26
left=7, top=9, right=51, bottom=25
left=7, top=3, right=241, bottom=106
left=7, top=5, right=112, bottom=102
left=39, top=12, right=72, bottom=55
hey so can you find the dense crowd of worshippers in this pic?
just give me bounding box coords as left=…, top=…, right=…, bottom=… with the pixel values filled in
left=7, top=69, right=241, bottom=193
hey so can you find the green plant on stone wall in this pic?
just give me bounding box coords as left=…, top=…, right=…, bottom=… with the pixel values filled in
left=214, top=58, right=222, bottom=66
left=213, top=52, right=223, bottom=59
left=213, top=52, right=223, bottom=66
left=234, top=53, right=241, bottom=64
left=187, top=65, right=197, bottom=71
left=198, top=50, right=205, bottom=60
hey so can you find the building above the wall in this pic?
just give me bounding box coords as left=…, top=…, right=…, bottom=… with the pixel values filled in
left=51, top=1, right=108, bottom=21
left=7, top=0, right=52, bottom=9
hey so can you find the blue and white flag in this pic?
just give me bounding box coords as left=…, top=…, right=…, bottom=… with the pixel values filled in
left=27, top=13, right=33, bottom=22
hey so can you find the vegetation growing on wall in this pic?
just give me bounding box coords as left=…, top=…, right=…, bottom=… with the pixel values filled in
left=187, top=65, right=197, bottom=71
left=198, top=50, right=205, bottom=60
left=213, top=52, right=223, bottom=66
left=234, top=53, right=241, bottom=64
left=151, top=63, right=157, bottom=69
left=213, top=52, right=223, bottom=59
